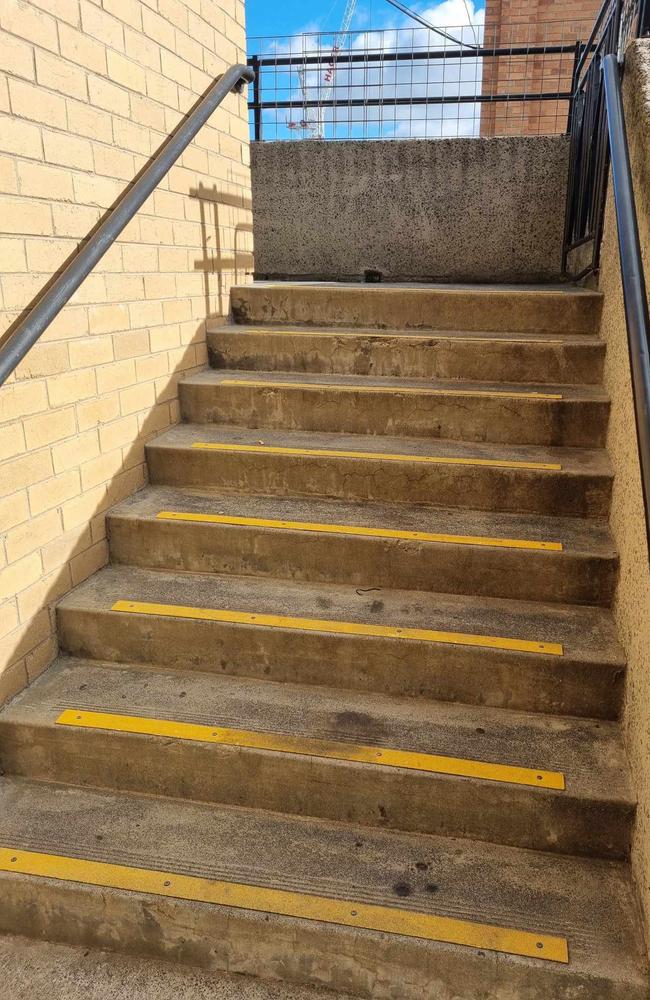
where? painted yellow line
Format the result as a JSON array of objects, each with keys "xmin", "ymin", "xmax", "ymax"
[
  {"xmin": 0, "ymin": 848, "xmax": 569, "ymax": 962},
  {"xmin": 233, "ymin": 327, "xmax": 566, "ymax": 346},
  {"xmin": 218, "ymin": 378, "xmax": 563, "ymax": 401},
  {"xmin": 58, "ymin": 709, "xmax": 565, "ymax": 789},
  {"xmin": 190, "ymin": 442, "xmax": 562, "ymax": 472},
  {"xmin": 155, "ymin": 510, "xmax": 563, "ymax": 552},
  {"xmin": 111, "ymin": 600, "xmax": 564, "ymax": 656}
]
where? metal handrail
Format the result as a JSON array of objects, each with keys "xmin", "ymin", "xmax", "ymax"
[
  {"xmin": 0, "ymin": 63, "xmax": 254, "ymax": 387},
  {"xmin": 602, "ymin": 52, "xmax": 650, "ymax": 549},
  {"xmin": 249, "ymin": 42, "xmax": 581, "ymax": 68}
]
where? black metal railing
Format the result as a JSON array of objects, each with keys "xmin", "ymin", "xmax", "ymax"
[
  {"xmin": 562, "ymin": 0, "xmax": 650, "ymax": 547},
  {"xmin": 248, "ymin": 22, "xmax": 594, "ymax": 141},
  {"xmin": 603, "ymin": 52, "xmax": 650, "ymax": 549},
  {"xmin": 0, "ymin": 63, "xmax": 254, "ymax": 388},
  {"xmin": 562, "ymin": 0, "xmax": 650, "ymax": 278}
]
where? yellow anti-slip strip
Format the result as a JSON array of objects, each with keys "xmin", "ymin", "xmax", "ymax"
[
  {"xmin": 219, "ymin": 378, "xmax": 563, "ymax": 401},
  {"xmin": 156, "ymin": 510, "xmax": 563, "ymax": 552},
  {"xmin": 191, "ymin": 442, "xmax": 562, "ymax": 472},
  {"xmin": 238, "ymin": 327, "xmax": 565, "ymax": 346},
  {"xmin": 111, "ymin": 600, "xmax": 563, "ymax": 657},
  {"xmin": 57, "ymin": 709, "xmax": 565, "ymax": 790},
  {"xmin": 0, "ymin": 848, "xmax": 569, "ymax": 963}
]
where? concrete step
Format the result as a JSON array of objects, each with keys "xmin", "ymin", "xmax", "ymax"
[
  {"xmin": 146, "ymin": 423, "xmax": 613, "ymax": 519},
  {"xmin": 0, "ymin": 656, "xmax": 634, "ymax": 858},
  {"xmin": 178, "ymin": 371, "xmax": 609, "ymax": 449},
  {"xmin": 0, "ymin": 779, "xmax": 646, "ymax": 999},
  {"xmin": 107, "ymin": 486, "xmax": 618, "ymax": 607},
  {"xmin": 230, "ymin": 283, "xmax": 603, "ymax": 335},
  {"xmin": 0, "ymin": 933, "xmax": 348, "ymax": 1000},
  {"xmin": 55, "ymin": 564, "xmax": 625, "ymax": 719},
  {"xmin": 207, "ymin": 324, "xmax": 606, "ymax": 385}
]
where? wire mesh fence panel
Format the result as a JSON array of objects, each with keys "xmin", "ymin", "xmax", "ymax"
[{"xmin": 248, "ymin": 19, "xmax": 596, "ymax": 142}]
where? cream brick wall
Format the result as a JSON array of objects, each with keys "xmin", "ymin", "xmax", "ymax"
[{"xmin": 0, "ymin": 0, "xmax": 253, "ymax": 703}]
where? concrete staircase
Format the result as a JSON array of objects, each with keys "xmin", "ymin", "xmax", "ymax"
[{"xmin": 0, "ymin": 283, "xmax": 648, "ymax": 999}]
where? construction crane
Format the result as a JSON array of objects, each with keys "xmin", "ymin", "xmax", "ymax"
[{"xmin": 288, "ymin": 0, "xmax": 358, "ymax": 139}]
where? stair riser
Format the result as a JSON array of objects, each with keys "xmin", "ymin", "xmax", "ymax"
[
  {"xmin": 179, "ymin": 383, "xmax": 608, "ymax": 449},
  {"xmin": 107, "ymin": 516, "xmax": 618, "ymax": 607},
  {"xmin": 0, "ymin": 724, "xmax": 631, "ymax": 859},
  {"xmin": 146, "ymin": 446, "xmax": 613, "ymax": 519},
  {"xmin": 1, "ymin": 876, "xmax": 635, "ymax": 1000},
  {"xmin": 56, "ymin": 607, "xmax": 624, "ymax": 720},
  {"xmin": 231, "ymin": 286, "xmax": 602, "ymax": 334},
  {"xmin": 208, "ymin": 333, "xmax": 606, "ymax": 386}
]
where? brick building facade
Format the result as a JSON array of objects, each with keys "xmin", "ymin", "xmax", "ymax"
[{"xmin": 480, "ymin": 0, "xmax": 603, "ymax": 136}]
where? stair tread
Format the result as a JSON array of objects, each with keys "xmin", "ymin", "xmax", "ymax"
[
  {"xmin": 230, "ymin": 283, "xmax": 603, "ymax": 335},
  {"xmin": 234, "ymin": 280, "xmax": 601, "ymax": 291},
  {"xmin": 208, "ymin": 322, "xmax": 606, "ymax": 346},
  {"xmin": 181, "ymin": 368, "xmax": 609, "ymax": 401},
  {"xmin": 148, "ymin": 422, "xmax": 613, "ymax": 475},
  {"xmin": 57, "ymin": 563, "xmax": 625, "ymax": 668},
  {"xmin": 4, "ymin": 655, "xmax": 633, "ymax": 807},
  {"xmin": 0, "ymin": 933, "xmax": 338, "ymax": 1000},
  {"xmin": 0, "ymin": 777, "xmax": 646, "ymax": 991},
  {"xmin": 110, "ymin": 485, "xmax": 618, "ymax": 559}
]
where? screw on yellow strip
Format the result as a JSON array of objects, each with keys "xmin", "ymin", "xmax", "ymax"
[
  {"xmin": 111, "ymin": 601, "xmax": 564, "ymax": 657},
  {"xmin": 217, "ymin": 378, "xmax": 563, "ymax": 401},
  {"xmin": 190, "ymin": 442, "xmax": 562, "ymax": 472},
  {"xmin": 56, "ymin": 709, "xmax": 565, "ymax": 790},
  {"xmin": 0, "ymin": 848, "xmax": 569, "ymax": 963},
  {"xmin": 231, "ymin": 327, "xmax": 566, "ymax": 346},
  {"xmin": 155, "ymin": 511, "xmax": 563, "ymax": 553}
]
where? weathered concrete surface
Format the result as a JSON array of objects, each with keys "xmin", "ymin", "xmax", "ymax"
[
  {"xmin": 0, "ymin": 780, "xmax": 647, "ymax": 1000},
  {"xmin": 55, "ymin": 563, "xmax": 626, "ymax": 719},
  {"xmin": 0, "ymin": 934, "xmax": 349, "ymax": 1000},
  {"xmin": 0, "ymin": 656, "xmax": 634, "ymax": 858},
  {"xmin": 231, "ymin": 282, "xmax": 602, "ymax": 333},
  {"xmin": 107, "ymin": 485, "xmax": 618, "ymax": 606},
  {"xmin": 597, "ymin": 38, "xmax": 650, "ymax": 944},
  {"xmin": 251, "ymin": 137, "xmax": 570, "ymax": 282},
  {"xmin": 207, "ymin": 324, "xmax": 606, "ymax": 385},
  {"xmin": 178, "ymin": 370, "xmax": 609, "ymax": 449},
  {"xmin": 145, "ymin": 422, "xmax": 614, "ymax": 519}
]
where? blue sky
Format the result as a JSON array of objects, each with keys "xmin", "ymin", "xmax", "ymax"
[{"xmin": 246, "ymin": 0, "xmax": 486, "ymax": 42}]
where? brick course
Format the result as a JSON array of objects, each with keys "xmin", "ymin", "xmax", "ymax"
[{"xmin": 480, "ymin": 0, "xmax": 602, "ymax": 135}]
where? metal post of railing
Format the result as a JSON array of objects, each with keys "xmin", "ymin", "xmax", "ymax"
[
  {"xmin": 250, "ymin": 55, "xmax": 262, "ymax": 141},
  {"xmin": 602, "ymin": 52, "xmax": 650, "ymax": 550},
  {"xmin": 612, "ymin": 0, "xmax": 623, "ymax": 53},
  {"xmin": 640, "ymin": 0, "xmax": 650, "ymax": 35},
  {"xmin": 566, "ymin": 40, "xmax": 584, "ymax": 134}
]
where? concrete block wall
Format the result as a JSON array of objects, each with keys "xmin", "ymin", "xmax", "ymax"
[
  {"xmin": 597, "ymin": 39, "xmax": 650, "ymax": 943},
  {"xmin": 251, "ymin": 135, "xmax": 569, "ymax": 283},
  {"xmin": 0, "ymin": 0, "xmax": 252, "ymax": 704}
]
